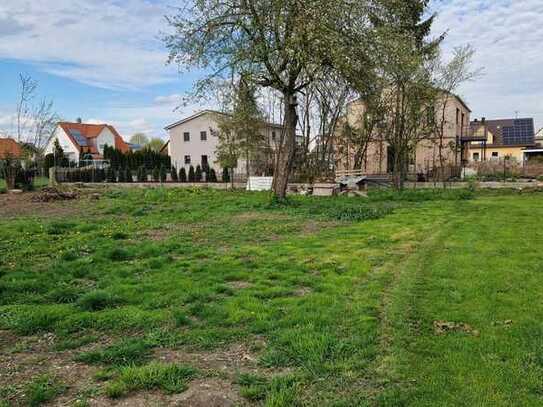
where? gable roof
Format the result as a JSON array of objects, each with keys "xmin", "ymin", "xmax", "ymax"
[
  {"xmin": 0, "ymin": 138, "xmax": 23, "ymax": 159},
  {"xmin": 58, "ymin": 122, "xmax": 130, "ymax": 155},
  {"xmin": 164, "ymin": 109, "xmax": 284, "ymax": 131}
]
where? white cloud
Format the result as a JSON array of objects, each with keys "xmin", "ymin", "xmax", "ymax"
[
  {"xmin": 431, "ymin": 0, "xmax": 543, "ymax": 128},
  {"xmin": 153, "ymin": 94, "xmax": 183, "ymax": 106},
  {"xmin": 0, "ymin": 0, "xmax": 176, "ymax": 89}
]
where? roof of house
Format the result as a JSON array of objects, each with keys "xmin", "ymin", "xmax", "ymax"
[
  {"xmin": 0, "ymin": 138, "xmax": 23, "ymax": 159},
  {"xmin": 469, "ymin": 118, "xmax": 535, "ymax": 147},
  {"xmin": 58, "ymin": 122, "xmax": 130, "ymax": 155},
  {"xmin": 164, "ymin": 109, "xmax": 284, "ymax": 131}
]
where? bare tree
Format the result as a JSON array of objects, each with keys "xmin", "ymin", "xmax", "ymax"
[
  {"xmin": 15, "ymin": 74, "xmax": 37, "ymax": 143},
  {"xmin": 30, "ymin": 98, "xmax": 60, "ymax": 152},
  {"xmin": 430, "ymin": 45, "xmax": 482, "ymax": 181},
  {"xmin": 13, "ymin": 74, "xmax": 59, "ymax": 153}
]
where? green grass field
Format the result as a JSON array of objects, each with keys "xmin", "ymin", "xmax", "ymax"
[{"xmin": 1, "ymin": 187, "xmax": 542, "ymax": 406}]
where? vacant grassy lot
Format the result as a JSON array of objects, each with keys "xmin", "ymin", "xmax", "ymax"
[{"xmin": 1, "ymin": 187, "xmax": 542, "ymax": 406}]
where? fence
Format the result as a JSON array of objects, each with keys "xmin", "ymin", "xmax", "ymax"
[{"xmin": 467, "ymin": 160, "xmax": 543, "ymax": 180}]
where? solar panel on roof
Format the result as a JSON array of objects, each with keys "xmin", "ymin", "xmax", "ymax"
[{"xmin": 69, "ymin": 129, "xmax": 88, "ymax": 146}]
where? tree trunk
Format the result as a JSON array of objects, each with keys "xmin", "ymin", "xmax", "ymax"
[{"xmin": 272, "ymin": 93, "xmax": 297, "ymax": 199}]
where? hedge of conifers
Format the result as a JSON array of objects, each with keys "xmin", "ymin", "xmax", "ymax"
[{"xmin": 55, "ymin": 165, "xmax": 231, "ymax": 184}]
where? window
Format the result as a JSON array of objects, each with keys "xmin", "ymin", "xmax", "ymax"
[
  {"xmin": 456, "ymin": 108, "xmax": 460, "ymax": 125},
  {"xmin": 183, "ymin": 132, "xmax": 190, "ymax": 142},
  {"xmin": 473, "ymin": 152, "xmax": 480, "ymax": 161},
  {"xmin": 200, "ymin": 131, "xmax": 207, "ymax": 141},
  {"xmin": 201, "ymin": 155, "xmax": 208, "ymax": 167},
  {"xmin": 492, "ymin": 152, "xmax": 499, "ymax": 159},
  {"xmin": 184, "ymin": 155, "xmax": 191, "ymax": 165},
  {"xmin": 272, "ymin": 131, "xmax": 276, "ymax": 141}
]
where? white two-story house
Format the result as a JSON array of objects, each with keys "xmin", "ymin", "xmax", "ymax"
[
  {"xmin": 164, "ymin": 110, "xmax": 284, "ymax": 177},
  {"xmin": 44, "ymin": 122, "xmax": 130, "ymax": 162}
]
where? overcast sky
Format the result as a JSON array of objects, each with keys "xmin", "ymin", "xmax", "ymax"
[{"xmin": 0, "ymin": 0, "xmax": 542, "ymax": 140}]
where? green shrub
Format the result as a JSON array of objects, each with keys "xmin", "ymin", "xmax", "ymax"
[
  {"xmin": 188, "ymin": 166, "xmax": 195, "ymax": 182},
  {"xmin": 152, "ymin": 167, "xmax": 160, "ymax": 182},
  {"xmin": 171, "ymin": 166, "xmax": 178, "ymax": 182},
  {"xmin": 105, "ymin": 363, "xmax": 197, "ymax": 398},
  {"xmin": 222, "ymin": 167, "xmax": 230, "ymax": 183},
  {"xmin": 179, "ymin": 167, "xmax": 187, "ymax": 182},
  {"xmin": 208, "ymin": 168, "xmax": 218, "ymax": 182},
  {"xmin": 159, "ymin": 165, "xmax": 167, "ymax": 183},
  {"xmin": 195, "ymin": 165, "xmax": 202, "ymax": 182},
  {"xmin": 77, "ymin": 290, "xmax": 124, "ymax": 311},
  {"xmin": 136, "ymin": 166, "xmax": 147, "ymax": 182}
]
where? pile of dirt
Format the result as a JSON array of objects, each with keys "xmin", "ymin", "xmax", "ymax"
[{"xmin": 31, "ymin": 187, "xmax": 79, "ymax": 202}]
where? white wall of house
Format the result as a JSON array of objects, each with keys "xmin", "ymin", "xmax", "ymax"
[
  {"xmin": 168, "ymin": 113, "xmax": 220, "ymax": 172},
  {"xmin": 44, "ymin": 126, "xmax": 79, "ymax": 162},
  {"xmin": 95, "ymin": 127, "xmax": 115, "ymax": 155},
  {"xmin": 167, "ymin": 111, "xmax": 283, "ymax": 176}
]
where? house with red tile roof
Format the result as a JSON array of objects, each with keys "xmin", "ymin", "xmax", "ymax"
[
  {"xmin": 44, "ymin": 122, "xmax": 130, "ymax": 162},
  {"xmin": 0, "ymin": 138, "xmax": 24, "ymax": 159}
]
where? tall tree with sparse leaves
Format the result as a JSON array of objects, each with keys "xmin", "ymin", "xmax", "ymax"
[{"xmin": 164, "ymin": 0, "xmax": 385, "ymax": 199}]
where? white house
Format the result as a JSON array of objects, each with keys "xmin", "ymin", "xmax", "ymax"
[
  {"xmin": 44, "ymin": 122, "xmax": 130, "ymax": 162},
  {"xmin": 164, "ymin": 110, "xmax": 284, "ymax": 177}
]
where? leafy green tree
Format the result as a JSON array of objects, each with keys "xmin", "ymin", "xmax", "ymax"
[
  {"xmin": 164, "ymin": 0, "xmax": 388, "ymax": 199},
  {"xmin": 129, "ymin": 133, "xmax": 149, "ymax": 146},
  {"xmin": 179, "ymin": 167, "xmax": 187, "ymax": 183},
  {"xmin": 214, "ymin": 77, "xmax": 264, "ymax": 180},
  {"xmin": 147, "ymin": 138, "xmax": 165, "ymax": 152}
]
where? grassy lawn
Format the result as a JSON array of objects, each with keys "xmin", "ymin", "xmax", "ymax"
[{"xmin": 0, "ymin": 187, "xmax": 542, "ymax": 406}]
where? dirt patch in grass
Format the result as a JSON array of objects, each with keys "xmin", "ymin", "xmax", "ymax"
[
  {"xmin": 1, "ymin": 344, "xmax": 98, "ymax": 405},
  {"xmin": 226, "ymin": 281, "xmax": 252, "ymax": 290},
  {"xmin": 0, "ymin": 190, "xmax": 86, "ymax": 219},
  {"xmin": 433, "ymin": 320, "xmax": 480, "ymax": 336},
  {"xmin": 89, "ymin": 380, "xmax": 244, "ymax": 407},
  {"xmin": 154, "ymin": 343, "xmax": 259, "ymax": 375},
  {"xmin": 293, "ymin": 286, "xmax": 313, "ymax": 297}
]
